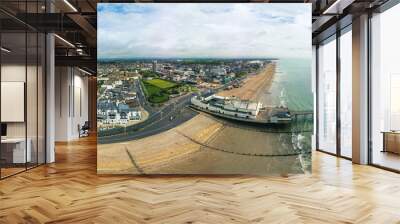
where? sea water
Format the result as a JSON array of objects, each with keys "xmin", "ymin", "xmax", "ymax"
[
  {"xmin": 270, "ymin": 58, "xmax": 313, "ymax": 111},
  {"xmin": 274, "ymin": 58, "xmax": 313, "ymax": 170}
]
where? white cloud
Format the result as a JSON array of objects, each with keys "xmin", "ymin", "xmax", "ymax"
[{"xmin": 98, "ymin": 3, "xmax": 311, "ymax": 59}]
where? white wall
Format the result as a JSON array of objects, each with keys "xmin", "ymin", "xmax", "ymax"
[
  {"xmin": 72, "ymin": 72, "xmax": 89, "ymax": 138},
  {"xmin": 1, "ymin": 64, "xmax": 26, "ymax": 138},
  {"xmin": 55, "ymin": 66, "xmax": 70, "ymax": 141},
  {"xmin": 55, "ymin": 67, "xmax": 89, "ymax": 141},
  {"xmin": 1, "ymin": 64, "xmax": 26, "ymax": 81}
]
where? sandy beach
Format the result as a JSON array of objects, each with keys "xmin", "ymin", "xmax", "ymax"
[
  {"xmin": 98, "ymin": 113, "xmax": 303, "ymax": 174},
  {"xmin": 216, "ymin": 62, "xmax": 276, "ymax": 102},
  {"xmin": 97, "ymin": 115, "xmax": 224, "ymax": 174},
  {"xmin": 97, "ymin": 61, "xmax": 305, "ymax": 175}
]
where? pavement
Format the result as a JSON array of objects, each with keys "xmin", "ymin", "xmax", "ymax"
[{"xmin": 98, "ymin": 107, "xmax": 198, "ymax": 144}]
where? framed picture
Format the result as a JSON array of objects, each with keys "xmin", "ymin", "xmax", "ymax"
[{"xmin": 97, "ymin": 3, "xmax": 313, "ymax": 175}]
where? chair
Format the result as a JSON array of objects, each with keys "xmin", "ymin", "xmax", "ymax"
[{"xmin": 79, "ymin": 121, "xmax": 90, "ymax": 138}]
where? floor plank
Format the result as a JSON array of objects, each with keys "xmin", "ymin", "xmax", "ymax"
[{"xmin": 0, "ymin": 136, "xmax": 400, "ymax": 223}]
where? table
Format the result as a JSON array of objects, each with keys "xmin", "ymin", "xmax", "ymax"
[
  {"xmin": 382, "ymin": 131, "xmax": 400, "ymax": 154},
  {"xmin": 1, "ymin": 138, "xmax": 31, "ymax": 163}
]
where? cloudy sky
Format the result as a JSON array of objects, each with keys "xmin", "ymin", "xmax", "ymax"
[{"xmin": 98, "ymin": 4, "xmax": 311, "ymax": 59}]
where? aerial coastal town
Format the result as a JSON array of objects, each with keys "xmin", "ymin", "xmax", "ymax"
[
  {"xmin": 97, "ymin": 59, "xmax": 270, "ymax": 131},
  {"xmin": 96, "ymin": 4, "xmax": 313, "ymax": 175}
]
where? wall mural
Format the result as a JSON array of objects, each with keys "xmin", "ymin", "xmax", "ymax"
[{"xmin": 97, "ymin": 3, "xmax": 313, "ymax": 175}]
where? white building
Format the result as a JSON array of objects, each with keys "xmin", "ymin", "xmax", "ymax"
[
  {"xmin": 210, "ymin": 67, "xmax": 227, "ymax": 76},
  {"xmin": 128, "ymin": 111, "xmax": 141, "ymax": 120},
  {"xmin": 192, "ymin": 95, "xmax": 261, "ymax": 119}
]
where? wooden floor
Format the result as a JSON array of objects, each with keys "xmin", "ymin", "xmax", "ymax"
[{"xmin": 1, "ymin": 136, "xmax": 400, "ymax": 223}]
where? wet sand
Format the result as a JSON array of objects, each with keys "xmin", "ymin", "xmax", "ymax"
[
  {"xmin": 98, "ymin": 113, "xmax": 304, "ymax": 175},
  {"xmin": 97, "ymin": 115, "xmax": 224, "ymax": 174},
  {"xmin": 151, "ymin": 149, "xmax": 303, "ymax": 175},
  {"xmin": 97, "ymin": 61, "xmax": 308, "ymax": 175}
]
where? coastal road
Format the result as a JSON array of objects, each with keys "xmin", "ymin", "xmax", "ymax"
[
  {"xmin": 99, "ymin": 76, "xmax": 248, "ymax": 144},
  {"xmin": 98, "ymin": 107, "xmax": 198, "ymax": 144},
  {"xmin": 134, "ymin": 79, "xmax": 155, "ymax": 114}
]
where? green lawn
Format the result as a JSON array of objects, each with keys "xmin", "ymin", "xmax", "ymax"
[
  {"xmin": 146, "ymin": 79, "xmax": 177, "ymax": 89},
  {"xmin": 141, "ymin": 80, "xmax": 170, "ymax": 104},
  {"xmin": 141, "ymin": 78, "xmax": 195, "ymax": 104}
]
